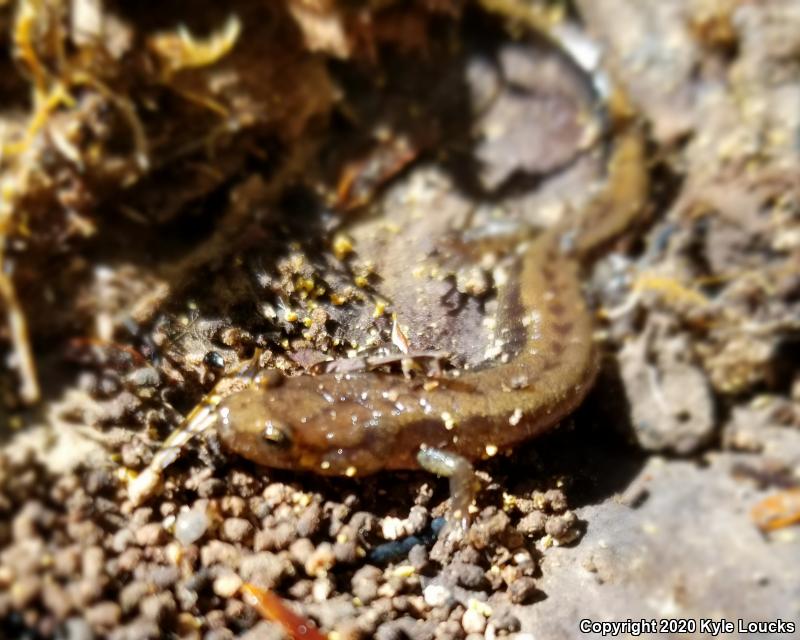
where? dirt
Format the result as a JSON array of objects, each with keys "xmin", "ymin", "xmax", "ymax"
[{"xmin": 1, "ymin": 1, "xmax": 799, "ymax": 638}]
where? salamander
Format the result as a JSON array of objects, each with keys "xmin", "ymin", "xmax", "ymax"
[
  {"xmin": 213, "ymin": 129, "xmax": 647, "ymax": 517},
  {"xmin": 127, "ymin": 34, "xmax": 649, "ymax": 517}
]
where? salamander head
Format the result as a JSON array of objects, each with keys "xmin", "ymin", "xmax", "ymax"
[
  {"xmin": 215, "ymin": 383, "xmax": 377, "ymax": 474},
  {"xmin": 216, "ymin": 386, "xmax": 308, "ymax": 471}
]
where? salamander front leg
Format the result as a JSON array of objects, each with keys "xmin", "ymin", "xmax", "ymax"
[{"xmin": 417, "ymin": 445, "xmax": 477, "ymax": 530}]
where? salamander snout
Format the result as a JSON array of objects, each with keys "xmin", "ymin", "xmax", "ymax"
[{"xmin": 216, "ymin": 387, "xmax": 303, "ymax": 470}]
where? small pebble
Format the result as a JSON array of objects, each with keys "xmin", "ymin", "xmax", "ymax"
[
  {"xmin": 544, "ymin": 511, "xmax": 581, "ymax": 545},
  {"xmin": 509, "ymin": 576, "xmax": 538, "ymax": 604},
  {"xmin": 517, "ymin": 512, "xmax": 547, "ymax": 537},
  {"xmin": 454, "ymin": 564, "xmax": 489, "ymax": 591},
  {"xmin": 423, "ymin": 584, "xmax": 452, "ymax": 608},
  {"xmin": 175, "ymin": 507, "xmax": 210, "ymax": 546},
  {"xmin": 462, "ymin": 608, "xmax": 487, "ymax": 635},
  {"xmin": 135, "ymin": 523, "xmax": 166, "ymax": 547},
  {"xmin": 63, "ymin": 617, "xmax": 93, "ymax": 640},
  {"xmin": 489, "ymin": 611, "xmax": 521, "ymax": 633},
  {"xmin": 213, "ymin": 572, "xmax": 244, "ymax": 599},
  {"xmin": 304, "ymin": 543, "xmax": 336, "ymax": 577},
  {"xmin": 239, "ymin": 620, "xmax": 288, "ymax": 640},
  {"xmin": 201, "ymin": 541, "xmax": 240, "ymax": 567},
  {"xmin": 239, "ymin": 552, "xmax": 292, "ymax": 590},
  {"xmin": 85, "ymin": 601, "xmax": 121, "ymax": 632},
  {"xmin": 435, "ymin": 620, "xmax": 465, "ymax": 640},
  {"xmin": 140, "ymin": 592, "xmax": 176, "ymax": 623},
  {"xmin": 222, "ymin": 518, "xmax": 253, "ymax": 543},
  {"xmin": 352, "ymin": 565, "xmax": 382, "ymax": 604}
]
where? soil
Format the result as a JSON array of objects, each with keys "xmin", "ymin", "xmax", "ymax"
[{"xmin": 1, "ymin": 1, "xmax": 799, "ymax": 639}]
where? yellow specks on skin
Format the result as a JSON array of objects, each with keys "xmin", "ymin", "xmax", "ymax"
[
  {"xmin": 297, "ymin": 277, "xmax": 315, "ymax": 293},
  {"xmin": 284, "ymin": 309, "xmax": 299, "ymax": 323},
  {"xmin": 354, "ymin": 275, "xmax": 369, "ymax": 288},
  {"xmin": 442, "ymin": 411, "xmax": 456, "ymax": 430},
  {"xmin": 302, "ymin": 316, "xmax": 313, "ymax": 328},
  {"xmin": 332, "ymin": 233, "xmax": 354, "ymax": 260},
  {"xmin": 345, "ymin": 466, "xmax": 357, "ymax": 477},
  {"xmin": 373, "ymin": 300, "xmax": 387, "ymax": 318},
  {"xmin": 485, "ymin": 443, "xmax": 498, "ymax": 457},
  {"xmin": 509, "ymin": 408, "xmax": 523, "ymax": 426},
  {"xmin": 642, "ymin": 521, "xmax": 659, "ymax": 535},
  {"xmin": 381, "ymin": 222, "xmax": 401, "ymax": 234},
  {"xmin": 330, "ymin": 292, "xmax": 347, "ymax": 305}
]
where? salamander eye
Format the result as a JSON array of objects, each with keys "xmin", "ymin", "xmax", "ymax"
[{"xmin": 262, "ymin": 420, "xmax": 290, "ymax": 448}]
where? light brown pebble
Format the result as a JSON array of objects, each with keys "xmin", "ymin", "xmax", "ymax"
[
  {"xmin": 222, "ymin": 517, "xmax": 253, "ymax": 543},
  {"xmin": 41, "ymin": 580, "xmax": 72, "ymax": 620},
  {"xmin": 461, "ymin": 608, "xmax": 487, "ymax": 635},
  {"xmin": 201, "ymin": 541, "xmax": 240, "ymax": 567},
  {"xmin": 239, "ymin": 620, "xmax": 289, "ymax": 640},
  {"xmin": 132, "ymin": 507, "xmax": 154, "ymax": 526},
  {"xmin": 119, "ymin": 581, "xmax": 149, "ymax": 614},
  {"xmin": 111, "ymin": 528, "xmax": 136, "ymax": 553},
  {"xmin": 305, "ymin": 542, "xmax": 336, "ymax": 577},
  {"xmin": 351, "ymin": 565, "xmax": 382, "ymax": 604},
  {"xmin": 262, "ymin": 483, "xmax": 292, "ymax": 507},
  {"xmin": 517, "ymin": 511, "xmax": 547, "ymax": 537},
  {"xmin": 544, "ymin": 511, "xmax": 581, "ymax": 545},
  {"xmin": 114, "ymin": 616, "xmax": 160, "ymax": 639},
  {"xmin": 509, "ymin": 576, "xmax": 538, "ymax": 604},
  {"xmin": 239, "ymin": 552, "xmax": 293, "ymax": 590},
  {"xmin": 296, "ymin": 502, "xmax": 323, "ymax": 537},
  {"xmin": 116, "ymin": 547, "xmax": 143, "ymax": 573},
  {"xmin": 489, "ymin": 611, "xmax": 521, "ymax": 633},
  {"xmin": 0, "ymin": 565, "xmax": 14, "ymax": 588},
  {"xmin": 435, "ymin": 620, "xmax": 465, "ymax": 640},
  {"xmin": 213, "ymin": 572, "xmax": 244, "ymax": 598},
  {"xmin": 140, "ymin": 592, "xmax": 177, "ymax": 623},
  {"xmin": 287, "ymin": 579, "xmax": 313, "ymax": 600},
  {"xmin": 85, "ymin": 601, "xmax": 121, "ymax": 632},
  {"xmin": 11, "ymin": 575, "xmax": 41, "ymax": 609},
  {"xmin": 424, "ymin": 583, "xmax": 453, "ymax": 609},
  {"xmin": 81, "ymin": 546, "xmax": 105, "ymax": 580},
  {"xmin": 333, "ymin": 539, "xmax": 359, "ymax": 564},
  {"xmin": 288, "ymin": 538, "xmax": 314, "ymax": 566},
  {"xmin": 334, "ymin": 619, "xmax": 370, "ymax": 640},
  {"xmin": 221, "ymin": 496, "xmax": 248, "ymax": 517},
  {"xmin": 135, "ymin": 523, "xmax": 166, "ymax": 546},
  {"xmin": 255, "ymin": 521, "xmax": 297, "ymax": 551},
  {"xmin": 205, "ymin": 609, "xmax": 227, "ymax": 630},
  {"xmin": 543, "ymin": 489, "xmax": 568, "ymax": 512},
  {"xmin": 69, "ymin": 577, "xmax": 105, "ymax": 608},
  {"xmin": 52, "ymin": 545, "xmax": 81, "ymax": 578}
]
